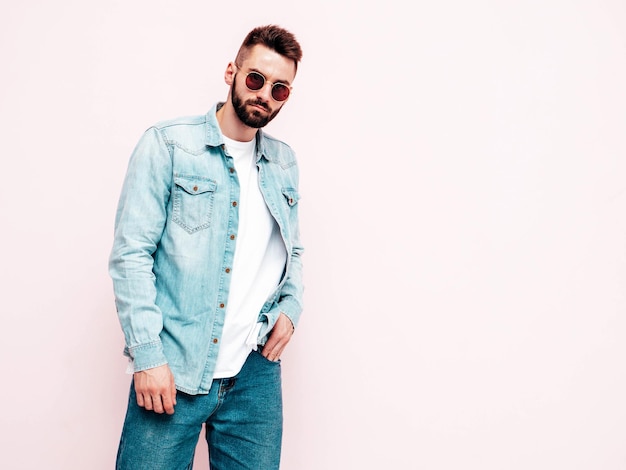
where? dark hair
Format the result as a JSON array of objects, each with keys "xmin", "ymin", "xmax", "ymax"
[{"xmin": 236, "ymin": 25, "xmax": 303, "ymax": 71}]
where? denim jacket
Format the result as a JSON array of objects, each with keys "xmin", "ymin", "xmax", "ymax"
[{"xmin": 109, "ymin": 103, "xmax": 304, "ymax": 394}]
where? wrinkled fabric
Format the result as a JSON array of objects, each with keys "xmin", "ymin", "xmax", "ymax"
[{"xmin": 109, "ymin": 103, "xmax": 303, "ymax": 394}]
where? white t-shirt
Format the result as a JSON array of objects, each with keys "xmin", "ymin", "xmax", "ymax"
[{"xmin": 212, "ymin": 135, "xmax": 287, "ymax": 378}]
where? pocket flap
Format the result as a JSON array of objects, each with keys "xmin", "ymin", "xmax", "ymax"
[
  {"xmin": 174, "ymin": 175, "xmax": 217, "ymax": 195},
  {"xmin": 281, "ymin": 188, "xmax": 300, "ymax": 206}
]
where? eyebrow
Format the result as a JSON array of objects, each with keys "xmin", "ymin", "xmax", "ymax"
[{"xmin": 247, "ymin": 67, "xmax": 292, "ymax": 86}]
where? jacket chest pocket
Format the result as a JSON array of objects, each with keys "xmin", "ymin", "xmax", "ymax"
[
  {"xmin": 281, "ymin": 187, "xmax": 300, "ymax": 230},
  {"xmin": 172, "ymin": 175, "xmax": 217, "ymax": 233}
]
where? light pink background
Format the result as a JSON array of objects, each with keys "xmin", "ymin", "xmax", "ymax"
[{"xmin": 2, "ymin": 1, "xmax": 626, "ymax": 469}]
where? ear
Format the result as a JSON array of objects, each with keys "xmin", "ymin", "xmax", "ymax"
[{"xmin": 224, "ymin": 62, "xmax": 237, "ymax": 86}]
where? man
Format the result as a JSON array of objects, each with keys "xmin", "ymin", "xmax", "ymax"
[{"xmin": 109, "ymin": 25, "xmax": 304, "ymax": 469}]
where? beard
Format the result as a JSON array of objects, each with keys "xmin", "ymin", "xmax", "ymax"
[{"xmin": 231, "ymin": 74, "xmax": 282, "ymax": 128}]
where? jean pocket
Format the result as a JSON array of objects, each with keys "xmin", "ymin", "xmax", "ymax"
[
  {"xmin": 254, "ymin": 348, "xmax": 282, "ymax": 365},
  {"xmin": 172, "ymin": 174, "xmax": 217, "ymax": 233}
]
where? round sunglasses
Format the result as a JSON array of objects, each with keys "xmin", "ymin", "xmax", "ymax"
[{"xmin": 242, "ymin": 70, "xmax": 291, "ymax": 102}]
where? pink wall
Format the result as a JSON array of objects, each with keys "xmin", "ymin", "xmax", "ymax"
[{"xmin": 2, "ymin": 1, "xmax": 626, "ymax": 468}]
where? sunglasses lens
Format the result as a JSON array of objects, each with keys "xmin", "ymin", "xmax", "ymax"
[
  {"xmin": 244, "ymin": 71, "xmax": 290, "ymax": 101},
  {"xmin": 245, "ymin": 72, "xmax": 265, "ymax": 91},
  {"xmin": 272, "ymin": 84, "xmax": 290, "ymax": 102}
]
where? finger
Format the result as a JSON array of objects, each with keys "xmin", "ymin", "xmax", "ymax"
[
  {"xmin": 171, "ymin": 377, "xmax": 177, "ymax": 407},
  {"xmin": 151, "ymin": 395, "xmax": 165, "ymax": 414},
  {"xmin": 263, "ymin": 330, "xmax": 285, "ymax": 356},
  {"xmin": 262, "ymin": 341, "xmax": 275, "ymax": 358},
  {"xmin": 143, "ymin": 395, "xmax": 154, "ymax": 411},
  {"xmin": 161, "ymin": 393, "xmax": 175, "ymax": 415},
  {"xmin": 136, "ymin": 391, "xmax": 145, "ymax": 408},
  {"xmin": 265, "ymin": 342, "xmax": 285, "ymax": 362},
  {"xmin": 261, "ymin": 337, "xmax": 279, "ymax": 359}
]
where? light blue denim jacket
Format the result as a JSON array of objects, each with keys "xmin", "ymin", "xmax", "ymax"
[{"xmin": 109, "ymin": 103, "xmax": 304, "ymax": 394}]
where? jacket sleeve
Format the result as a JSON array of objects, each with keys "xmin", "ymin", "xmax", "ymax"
[
  {"xmin": 108, "ymin": 126, "xmax": 172, "ymax": 372},
  {"xmin": 276, "ymin": 223, "xmax": 304, "ymax": 327},
  {"xmin": 260, "ymin": 168, "xmax": 305, "ymax": 337}
]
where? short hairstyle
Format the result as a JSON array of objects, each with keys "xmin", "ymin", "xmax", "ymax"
[{"xmin": 236, "ymin": 25, "xmax": 303, "ymax": 71}]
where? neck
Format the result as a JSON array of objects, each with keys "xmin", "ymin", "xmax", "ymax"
[{"xmin": 216, "ymin": 100, "xmax": 258, "ymax": 142}]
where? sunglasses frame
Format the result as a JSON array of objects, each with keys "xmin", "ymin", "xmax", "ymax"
[{"xmin": 236, "ymin": 66, "xmax": 292, "ymax": 102}]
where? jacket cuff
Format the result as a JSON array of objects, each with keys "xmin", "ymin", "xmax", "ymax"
[
  {"xmin": 276, "ymin": 297, "xmax": 302, "ymax": 328},
  {"xmin": 128, "ymin": 340, "xmax": 168, "ymax": 372}
]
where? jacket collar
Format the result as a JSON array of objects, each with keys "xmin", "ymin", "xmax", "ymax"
[{"xmin": 205, "ymin": 102, "xmax": 271, "ymax": 162}]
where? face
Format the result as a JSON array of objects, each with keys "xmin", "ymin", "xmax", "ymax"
[{"xmin": 229, "ymin": 45, "xmax": 296, "ymax": 129}]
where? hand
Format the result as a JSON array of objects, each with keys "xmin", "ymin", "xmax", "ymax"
[
  {"xmin": 133, "ymin": 364, "xmax": 177, "ymax": 415},
  {"xmin": 262, "ymin": 313, "xmax": 295, "ymax": 361}
]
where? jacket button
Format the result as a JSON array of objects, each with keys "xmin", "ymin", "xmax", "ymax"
[
  {"xmin": 193, "ymin": 186, "xmax": 198, "ymax": 192},
  {"xmin": 225, "ymin": 268, "xmax": 231, "ymax": 273},
  {"xmin": 219, "ymin": 303, "xmax": 225, "ymax": 308},
  {"xmin": 232, "ymin": 201, "xmax": 238, "ymax": 207},
  {"xmin": 230, "ymin": 234, "xmax": 235, "ymax": 240},
  {"xmin": 213, "ymin": 338, "xmax": 219, "ymax": 344},
  {"xmin": 229, "ymin": 168, "xmax": 235, "ymax": 173}
]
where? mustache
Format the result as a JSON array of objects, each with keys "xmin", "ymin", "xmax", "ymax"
[{"xmin": 246, "ymin": 98, "xmax": 270, "ymax": 111}]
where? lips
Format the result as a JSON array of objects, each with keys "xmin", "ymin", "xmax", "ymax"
[{"xmin": 248, "ymin": 100, "xmax": 270, "ymax": 113}]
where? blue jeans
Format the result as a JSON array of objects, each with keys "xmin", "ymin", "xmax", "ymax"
[{"xmin": 116, "ymin": 350, "xmax": 283, "ymax": 469}]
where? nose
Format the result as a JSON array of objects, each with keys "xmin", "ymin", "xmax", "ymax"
[{"xmin": 256, "ymin": 82, "xmax": 273, "ymax": 102}]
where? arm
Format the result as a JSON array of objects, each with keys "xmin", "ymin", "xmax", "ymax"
[
  {"xmin": 262, "ymin": 197, "xmax": 304, "ymax": 361},
  {"xmin": 109, "ymin": 127, "xmax": 177, "ymax": 412}
]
